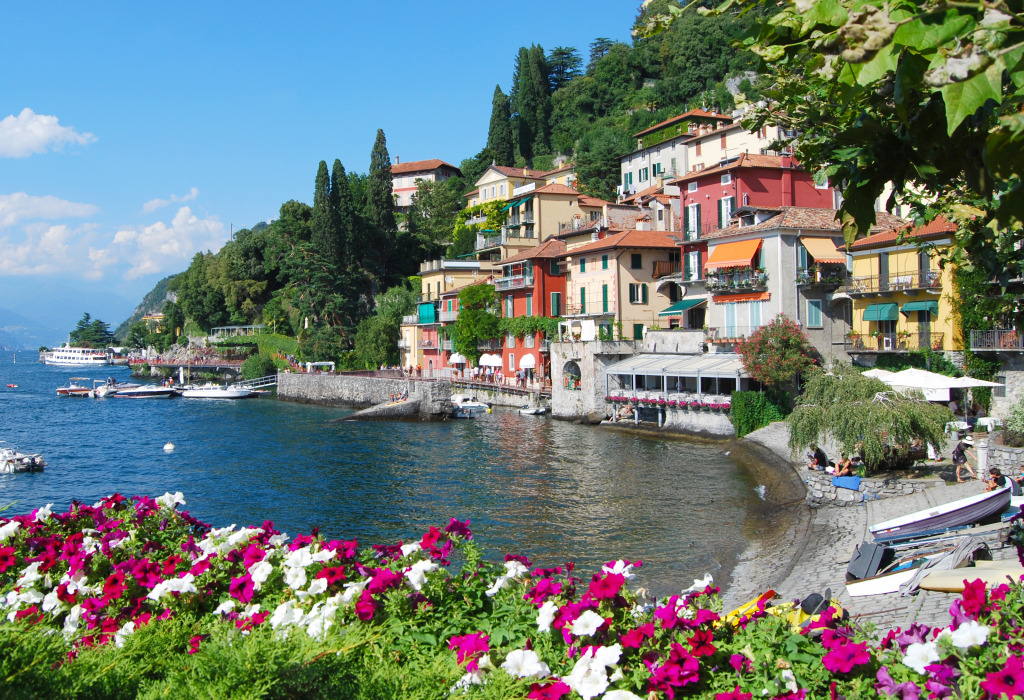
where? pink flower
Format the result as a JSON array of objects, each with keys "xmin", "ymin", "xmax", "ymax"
[
  {"xmin": 688, "ymin": 629, "xmax": 716, "ymax": 657},
  {"xmin": 981, "ymin": 655, "xmax": 1024, "ymax": 697},
  {"xmin": 355, "ymin": 590, "xmax": 376, "ymax": 621},
  {"xmin": 527, "ymin": 680, "xmax": 571, "ymax": 699},
  {"xmin": 187, "ymin": 634, "xmax": 204, "ymax": 654},
  {"xmin": 241, "ymin": 544, "xmax": 265, "ymax": 569},
  {"xmin": 0, "ymin": 546, "xmax": 16, "ymax": 573},
  {"xmin": 587, "ymin": 572, "xmax": 624, "ymax": 600},
  {"xmin": 822, "ymin": 641, "xmax": 870, "ymax": 673},
  {"xmin": 715, "ymin": 687, "xmax": 753, "ymax": 700},
  {"xmin": 621, "ymin": 622, "xmax": 655, "ymax": 649},
  {"xmin": 525, "ymin": 577, "xmax": 562, "ymax": 605},
  {"xmin": 449, "ymin": 632, "xmax": 489, "ymax": 671},
  {"xmin": 228, "ymin": 574, "xmax": 254, "ymax": 603},
  {"xmin": 960, "ymin": 578, "xmax": 987, "ymax": 619},
  {"xmin": 367, "ymin": 567, "xmax": 402, "ymax": 594},
  {"xmin": 314, "ymin": 566, "xmax": 347, "ymax": 585},
  {"xmin": 729, "ymin": 654, "xmax": 751, "ymax": 674},
  {"xmin": 444, "ymin": 518, "xmax": 472, "ymax": 539}
]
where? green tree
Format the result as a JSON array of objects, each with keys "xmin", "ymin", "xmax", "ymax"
[
  {"xmin": 575, "ymin": 126, "xmax": 634, "ymax": 201},
  {"xmin": 486, "ymin": 85, "xmax": 515, "ymax": 166},
  {"xmin": 547, "ymin": 46, "xmax": 583, "ymax": 90},
  {"xmin": 405, "ymin": 178, "xmax": 464, "ymax": 261},
  {"xmin": 241, "ymin": 354, "xmax": 277, "ymax": 380},
  {"xmin": 587, "ymin": 37, "xmax": 615, "ymax": 73},
  {"xmin": 452, "ymin": 284, "xmax": 499, "ymax": 365},
  {"xmin": 735, "ymin": 315, "xmax": 815, "ymax": 398},
  {"xmin": 373, "ymin": 283, "xmax": 419, "ymax": 327},
  {"xmin": 69, "ymin": 313, "xmax": 115, "ymax": 347},
  {"xmin": 787, "ymin": 363, "xmax": 953, "ymax": 471},
  {"xmin": 354, "ymin": 315, "xmax": 400, "ymax": 369},
  {"xmin": 161, "ymin": 301, "xmax": 184, "ymax": 342},
  {"xmin": 365, "ymin": 129, "xmax": 398, "ymax": 283},
  {"xmin": 124, "ymin": 321, "xmax": 149, "ymax": 350},
  {"xmin": 310, "ymin": 160, "xmax": 339, "ymax": 267}
]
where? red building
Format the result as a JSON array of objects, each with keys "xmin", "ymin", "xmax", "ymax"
[
  {"xmin": 672, "ymin": 154, "xmax": 837, "ymax": 284},
  {"xmin": 495, "ymin": 238, "xmax": 567, "ymax": 383}
]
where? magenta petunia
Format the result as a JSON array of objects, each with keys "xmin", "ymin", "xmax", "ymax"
[
  {"xmin": 0, "ymin": 546, "xmax": 16, "ymax": 574},
  {"xmin": 449, "ymin": 632, "xmax": 490, "ymax": 671},
  {"xmin": 187, "ymin": 634, "xmax": 204, "ymax": 654},
  {"xmin": 355, "ymin": 590, "xmax": 377, "ymax": 621},
  {"xmin": 821, "ymin": 641, "xmax": 870, "ymax": 674},
  {"xmin": 715, "ymin": 686, "xmax": 753, "ymax": 700},
  {"xmin": 587, "ymin": 572, "xmax": 624, "ymax": 600},
  {"xmin": 228, "ymin": 574, "xmax": 254, "ymax": 603},
  {"xmin": 875, "ymin": 666, "xmax": 922, "ymax": 699},
  {"xmin": 621, "ymin": 622, "xmax": 655, "ymax": 649},
  {"xmin": 729, "ymin": 654, "xmax": 751, "ymax": 674},
  {"xmin": 314, "ymin": 566, "xmax": 347, "ymax": 585},
  {"xmin": 527, "ymin": 680, "xmax": 571, "ymax": 699},
  {"xmin": 444, "ymin": 518, "xmax": 472, "ymax": 540},
  {"xmin": 688, "ymin": 628, "xmax": 716, "ymax": 657},
  {"xmin": 367, "ymin": 567, "xmax": 402, "ymax": 594},
  {"xmin": 960, "ymin": 578, "xmax": 988, "ymax": 619},
  {"xmin": 981, "ymin": 655, "xmax": 1024, "ymax": 697}
]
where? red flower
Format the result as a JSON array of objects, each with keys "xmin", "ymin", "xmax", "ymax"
[
  {"xmin": 960, "ymin": 578, "xmax": 988, "ymax": 619},
  {"xmin": 0, "ymin": 546, "xmax": 16, "ymax": 573},
  {"xmin": 527, "ymin": 680, "xmax": 571, "ymax": 699},
  {"xmin": 587, "ymin": 572, "xmax": 624, "ymax": 600},
  {"xmin": 981, "ymin": 655, "xmax": 1024, "ymax": 697},
  {"xmin": 355, "ymin": 590, "xmax": 376, "ymax": 621},
  {"xmin": 187, "ymin": 634, "xmax": 205, "ymax": 654},
  {"xmin": 715, "ymin": 687, "xmax": 753, "ymax": 700},
  {"xmin": 314, "ymin": 566, "xmax": 347, "ymax": 585},
  {"xmin": 621, "ymin": 622, "xmax": 655, "ymax": 649},
  {"xmin": 688, "ymin": 628, "xmax": 716, "ymax": 657}
]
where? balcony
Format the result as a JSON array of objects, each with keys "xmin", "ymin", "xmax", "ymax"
[
  {"xmin": 442, "ymin": 339, "xmax": 453, "ymax": 351},
  {"xmin": 845, "ymin": 331, "xmax": 945, "ymax": 353},
  {"xmin": 439, "ymin": 310, "xmax": 459, "ymax": 322},
  {"xmin": 706, "ymin": 326, "xmax": 760, "ymax": 342},
  {"xmin": 465, "ymin": 214, "xmax": 487, "ymax": 226},
  {"xmin": 401, "ymin": 314, "xmax": 419, "ymax": 325},
  {"xmin": 558, "ymin": 215, "xmax": 606, "ymax": 235},
  {"xmin": 540, "ymin": 339, "xmax": 551, "ymax": 353},
  {"xmin": 494, "ymin": 274, "xmax": 534, "ymax": 291},
  {"xmin": 477, "ymin": 339, "xmax": 502, "ymax": 351},
  {"xmin": 970, "ymin": 329, "xmax": 1023, "ymax": 352},
  {"xmin": 849, "ymin": 270, "xmax": 942, "ymax": 295},
  {"xmin": 797, "ymin": 266, "xmax": 849, "ymax": 288},
  {"xmin": 652, "ymin": 260, "xmax": 681, "ymax": 279},
  {"xmin": 565, "ymin": 301, "xmax": 616, "ymax": 317},
  {"xmin": 475, "ymin": 228, "xmax": 537, "ymax": 252},
  {"xmin": 397, "ymin": 339, "xmax": 410, "ymax": 350},
  {"xmin": 420, "ymin": 339, "xmax": 437, "ymax": 349},
  {"xmin": 705, "ymin": 269, "xmax": 769, "ymax": 293},
  {"xmin": 680, "ymin": 221, "xmax": 719, "ymax": 242}
]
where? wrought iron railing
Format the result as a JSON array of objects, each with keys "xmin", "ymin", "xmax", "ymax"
[
  {"xmin": 849, "ymin": 270, "xmax": 941, "ymax": 294},
  {"xmin": 494, "ymin": 275, "xmax": 533, "ymax": 291},
  {"xmin": 845, "ymin": 331, "xmax": 945, "ymax": 353},
  {"xmin": 970, "ymin": 329, "xmax": 1023, "ymax": 351},
  {"xmin": 796, "ymin": 268, "xmax": 849, "ymax": 287},
  {"xmin": 705, "ymin": 271, "xmax": 769, "ymax": 292}
]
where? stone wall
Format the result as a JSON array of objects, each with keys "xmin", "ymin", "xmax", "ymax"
[
  {"xmin": 608, "ymin": 403, "xmax": 734, "ymax": 437},
  {"xmin": 990, "ymin": 354, "xmax": 1024, "ymax": 420},
  {"xmin": 550, "ymin": 340, "xmax": 638, "ymax": 420},
  {"xmin": 277, "ymin": 373, "xmax": 451, "ymax": 419},
  {"xmin": 803, "ymin": 470, "xmax": 943, "ymax": 507},
  {"xmin": 986, "ymin": 435, "xmax": 1024, "ymax": 478}
]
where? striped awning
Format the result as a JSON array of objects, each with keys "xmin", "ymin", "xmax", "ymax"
[
  {"xmin": 800, "ymin": 237, "xmax": 846, "ymax": 264},
  {"xmin": 705, "ymin": 239, "xmax": 762, "ymax": 271}
]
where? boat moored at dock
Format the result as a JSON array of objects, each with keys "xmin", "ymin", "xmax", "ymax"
[
  {"xmin": 56, "ymin": 377, "xmax": 95, "ymax": 397},
  {"xmin": 44, "ymin": 346, "xmax": 110, "ymax": 366},
  {"xmin": 0, "ymin": 443, "xmax": 46, "ymax": 474},
  {"xmin": 179, "ymin": 383, "xmax": 254, "ymax": 399}
]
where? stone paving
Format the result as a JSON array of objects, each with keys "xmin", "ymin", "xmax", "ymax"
[{"xmin": 772, "ymin": 479, "xmax": 1018, "ymax": 635}]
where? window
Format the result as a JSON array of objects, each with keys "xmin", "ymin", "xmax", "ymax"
[
  {"xmin": 750, "ymin": 301, "xmax": 763, "ymax": 329},
  {"xmin": 505, "ymin": 295, "xmax": 513, "ymax": 318},
  {"xmin": 640, "ymin": 167, "xmax": 649, "ymax": 182},
  {"xmin": 671, "ymin": 157, "xmax": 676, "ymax": 173},
  {"xmin": 550, "ymin": 292, "xmax": 561, "ymax": 317},
  {"xmin": 718, "ymin": 196, "xmax": 735, "ymax": 228},
  {"xmin": 688, "ymin": 251, "xmax": 701, "ymax": 281},
  {"xmin": 525, "ymin": 334, "xmax": 535, "ymax": 348},
  {"xmin": 653, "ymin": 163, "xmax": 662, "ymax": 175},
  {"xmin": 506, "ymin": 333, "xmax": 516, "ymax": 348},
  {"xmin": 686, "ymin": 203, "xmax": 700, "ymax": 237},
  {"xmin": 508, "ymin": 353, "xmax": 515, "ymax": 372},
  {"xmin": 628, "ymin": 284, "xmax": 649, "ymax": 304},
  {"xmin": 602, "ymin": 284, "xmax": 609, "ymax": 313},
  {"xmin": 631, "ymin": 253, "xmax": 642, "ymax": 269},
  {"xmin": 491, "ymin": 186, "xmax": 496, "ymax": 198},
  {"xmin": 687, "ymin": 181, "xmax": 697, "ymax": 192},
  {"xmin": 525, "ymin": 294, "xmax": 532, "ymax": 317},
  {"xmin": 721, "ymin": 173, "xmax": 732, "ymax": 185},
  {"xmin": 995, "ymin": 376, "xmax": 1007, "ymax": 398},
  {"xmin": 815, "ymin": 177, "xmax": 829, "ymax": 190},
  {"xmin": 798, "ymin": 243, "xmax": 809, "ymax": 271},
  {"xmin": 550, "ymin": 259, "xmax": 560, "ymax": 275},
  {"xmin": 601, "ymin": 254, "xmax": 609, "ymax": 270},
  {"xmin": 580, "ymin": 258, "xmax": 586, "ymax": 273},
  {"xmin": 628, "ymin": 172, "xmax": 633, "ymax": 185},
  {"xmin": 579, "ymin": 287, "xmax": 586, "ymax": 313},
  {"xmin": 500, "ymin": 184, "xmax": 505, "ymax": 196},
  {"xmin": 807, "ymin": 299, "xmax": 823, "ymax": 328}
]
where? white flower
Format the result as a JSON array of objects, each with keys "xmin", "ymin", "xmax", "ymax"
[
  {"xmin": 296, "ymin": 578, "xmax": 328, "ymax": 601},
  {"xmin": 62, "ymin": 605, "xmax": 83, "ymax": 638},
  {"xmin": 602, "ymin": 560, "xmax": 636, "ymax": 580},
  {"xmin": 214, "ymin": 600, "xmax": 236, "ymax": 616},
  {"xmin": 155, "ymin": 491, "xmax": 186, "ymax": 508},
  {"xmin": 781, "ymin": 669, "xmax": 798, "ymax": 693},
  {"xmin": 400, "ymin": 542, "xmax": 421, "ymax": 557},
  {"xmin": 563, "ymin": 644, "xmax": 622, "ymax": 700},
  {"xmin": 340, "ymin": 578, "xmax": 369, "ymax": 605},
  {"xmin": 950, "ymin": 620, "xmax": 990, "ymax": 649},
  {"xmin": 572, "ymin": 610, "xmax": 606, "ymax": 637},
  {"xmin": 477, "ymin": 654, "xmax": 496, "ymax": 671},
  {"xmin": 227, "ymin": 527, "xmax": 264, "ymax": 546},
  {"xmin": 241, "ymin": 604, "xmax": 261, "ymax": 617},
  {"xmin": 485, "ymin": 576, "xmax": 509, "ymax": 597},
  {"xmin": 682, "ymin": 573, "xmax": 713, "ymax": 595},
  {"xmin": 284, "ymin": 547, "xmax": 314, "ymax": 569},
  {"xmin": 114, "ymin": 620, "xmax": 135, "ymax": 648},
  {"xmin": 284, "ymin": 567, "xmax": 308, "ymax": 590},
  {"xmin": 537, "ymin": 601, "xmax": 558, "ymax": 633},
  {"xmin": 304, "ymin": 594, "xmax": 341, "ymax": 640},
  {"xmin": 404, "ymin": 559, "xmax": 438, "ymax": 592},
  {"xmin": 603, "ymin": 691, "xmax": 645, "ymax": 700},
  {"xmin": 591, "ymin": 644, "xmax": 621, "ymax": 669},
  {"xmin": 16, "ymin": 562, "xmax": 42, "ymax": 587},
  {"xmin": 33, "ymin": 504, "xmax": 53, "ymax": 522},
  {"xmin": 501, "ymin": 649, "xmax": 550, "ymax": 679},
  {"xmin": 270, "ymin": 600, "xmax": 303, "ymax": 630},
  {"xmin": 452, "ymin": 669, "xmax": 487, "ymax": 690},
  {"xmin": 17, "ymin": 589, "xmax": 43, "ymax": 605},
  {"xmin": 42, "ymin": 589, "xmax": 62, "ymax": 613},
  {"xmin": 249, "ymin": 560, "xmax": 274, "ymax": 590},
  {"xmin": 268, "ymin": 533, "xmax": 288, "ymax": 547},
  {"xmin": 147, "ymin": 573, "xmax": 197, "ymax": 601},
  {"xmin": 108, "ymin": 537, "xmax": 127, "ymax": 550},
  {"xmin": 0, "ymin": 520, "xmax": 21, "ymax": 541},
  {"xmin": 311, "ymin": 547, "xmax": 335, "ymax": 563},
  {"xmin": 504, "ymin": 560, "xmax": 528, "ymax": 578},
  {"xmin": 903, "ymin": 641, "xmax": 940, "ymax": 674}
]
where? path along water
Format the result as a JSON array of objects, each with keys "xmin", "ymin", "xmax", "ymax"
[{"xmin": 0, "ymin": 353, "xmax": 787, "ymax": 596}]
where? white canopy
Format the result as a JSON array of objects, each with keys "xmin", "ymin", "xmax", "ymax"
[
  {"xmin": 881, "ymin": 368, "xmax": 1004, "ymax": 402},
  {"xmin": 604, "ymin": 352, "xmax": 747, "ymax": 379},
  {"xmin": 479, "ymin": 353, "xmax": 503, "ymax": 367},
  {"xmin": 519, "ymin": 354, "xmax": 536, "ymax": 369},
  {"xmin": 449, "ymin": 353, "xmax": 467, "ymax": 364},
  {"xmin": 862, "ymin": 368, "xmax": 897, "ymax": 380}
]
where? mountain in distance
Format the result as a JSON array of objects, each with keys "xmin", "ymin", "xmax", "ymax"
[
  {"xmin": 0, "ymin": 277, "xmax": 136, "ymax": 345},
  {"xmin": 0, "ymin": 307, "xmax": 59, "ymax": 351},
  {"xmin": 113, "ymin": 274, "xmax": 179, "ymax": 340}
]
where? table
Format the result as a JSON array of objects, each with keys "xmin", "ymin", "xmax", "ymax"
[{"xmin": 976, "ymin": 417, "xmax": 1002, "ymax": 432}]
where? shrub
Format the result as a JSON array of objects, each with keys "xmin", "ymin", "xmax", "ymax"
[
  {"xmin": 241, "ymin": 354, "xmax": 277, "ymax": 380},
  {"xmin": 731, "ymin": 391, "xmax": 788, "ymax": 437}
]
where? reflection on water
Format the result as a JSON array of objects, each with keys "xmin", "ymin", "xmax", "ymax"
[{"xmin": 0, "ymin": 355, "xmax": 761, "ymax": 596}]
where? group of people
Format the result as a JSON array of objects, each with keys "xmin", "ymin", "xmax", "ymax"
[{"xmin": 806, "ymin": 445, "xmax": 862, "ymax": 476}]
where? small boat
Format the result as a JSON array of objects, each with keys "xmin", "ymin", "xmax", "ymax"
[
  {"xmin": 870, "ymin": 486, "xmax": 1012, "ymax": 542},
  {"xmin": 0, "ymin": 443, "xmax": 46, "ymax": 474},
  {"xmin": 179, "ymin": 383, "xmax": 253, "ymax": 399},
  {"xmin": 518, "ymin": 405, "xmax": 548, "ymax": 415},
  {"xmin": 6, "ymin": 384, "xmax": 16, "ymax": 388},
  {"xmin": 92, "ymin": 378, "xmax": 142, "ymax": 397},
  {"xmin": 920, "ymin": 566, "xmax": 1024, "ymax": 592},
  {"xmin": 110, "ymin": 385, "xmax": 177, "ymax": 399},
  {"xmin": 56, "ymin": 377, "xmax": 95, "ymax": 397},
  {"xmin": 451, "ymin": 394, "xmax": 490, "ymax": 419}
]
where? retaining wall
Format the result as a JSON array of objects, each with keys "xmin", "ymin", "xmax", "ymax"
[
  {"xmin": 277, "ymin": 373, "xmax": 451, "ymax": 418},
  {"xmin": 803, "ymin": 470, "xmax": 944, "ymax": 507},
  {"xmin": 608, "ymin": 404, "xmax": 734, "ymax": 437},
  {"xmin": 987, "ymin": 436, "xmax": 1024, "ymax": 477}
]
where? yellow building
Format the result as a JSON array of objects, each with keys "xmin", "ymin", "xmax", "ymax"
[{"xmin": 846, "ymin": 218, "xmax": 957, "ymax": 356}]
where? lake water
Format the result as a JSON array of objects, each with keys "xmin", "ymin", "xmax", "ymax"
[{"xmin": 0, "ymin": 353, "xmax": 770, "ymax": 596}]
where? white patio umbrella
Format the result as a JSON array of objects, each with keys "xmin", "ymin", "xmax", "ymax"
[
  {"xmin": 519, "ymin": 354, "xmax": 536, "ymax": 369},
  {"xmin": 449, "ymin": 353, "xmax": 467, "ymax": 364},
  {"xmin": 862, "ymin": 368, "xmax": 897, "ymax": 380},
  {"xmin": 479, "ymin": 353, "xmax": 503, "ymax": 367}
]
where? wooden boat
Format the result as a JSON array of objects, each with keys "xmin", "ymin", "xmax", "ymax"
[
  {"xmin": 920, "ymin": 567, "xmax": 1024, "ymax": 592},
  {"xmin": 870, "ymin": 487, "xmax": 1012, "ymax": 542}
]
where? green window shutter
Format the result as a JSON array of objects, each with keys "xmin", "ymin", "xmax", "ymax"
[
  {"xmin": 695, "ymin": 203, "xmax": 701, "ymax": 235},
  {"xmin": 551, "ymin": 292, "xmax": 561, "ymax": 317},
  {"xmin": 683, "ymin": 206, "xmax": 690, "ymax": 234},
  {"xmin": 602, "ymin": 285, "xmax": 608, "ymax": 313},
  {"xmin": 526, "ymin": 295, "xmax": 532, "ymax": 317},
  {"xmin": 642, "ymin": 284, "xmax": 648, "ymax": 304},
  {"xmin": 633, "ymin": 324, "xmax": 644, "ymax": 340},
  {"xmin": 602, "ymin": 254, "xmax": 608, "ymax": 270},
  {"xmin": 580, "ymin": 258, "xmax": 586, "ymax": 273},
  {"xmin": 579, "ymin": 287, "xmax": 585, "ymax": 312},
  {"xmin": 717, "ymin": 200, "xmax": 723, "ymax": 229}
]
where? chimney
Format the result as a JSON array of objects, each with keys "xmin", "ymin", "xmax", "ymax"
[{"xmin": 394, "ymin": 156, "xmax": 400, "ymax": 164}]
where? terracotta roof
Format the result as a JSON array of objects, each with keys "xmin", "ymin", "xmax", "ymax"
[
  {"xmin": 439, "ymin": 276, "xmax": 494, "ymax": 298},
  {"xmin": 542, "ymin": 164, "xmax": 575, "ymax": 177},
  {"xmin": 634, "ymin": 109, "xmax": 733, "ymax": 138},
  {"xmin": 669, "ymin": 153, "xmax": 800, "ymax": 185},
  {"xmin": 489, "ymin": 165, "xmax": 548, "ymax": 180},
  {"xmin": 621, "ymin": 183, "xmax": 663, "ymax": 204},
  {"xmin": 531, "ymin": 183, "xmax": 580, "ymax": 196},
  {"xmin": 499, "ymin": 238, "xmax": 567, "ymax": 264},
  {"xmin": 578, "ymin": 195, "xmax": 610, "ymax": 208},
  {"xmin": 392, "ymin": 159, "xmax": 461, "ymax": 176},
  {"xmin": 464, "ymin": 188, "xmax": 479, "ymax": 197},
  {"xmin": 704, "ymin": 207, "xmax": 907, "ymax": 240},
  {"xmin": 848, "ymin": 216, "xmax": 957, "ymax": 250},
  {"xmin": 564, "ymin": 229, "xmax": 678, "ymax": 256}
]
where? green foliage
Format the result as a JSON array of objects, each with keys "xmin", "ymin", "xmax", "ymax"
[
  {"xmin": 68, "ymin": 313, "xmax": 115, "ymax": 348},
  {"xmin": 787, "ymin": 363, "xmax": 953, "ymax": 470},
  {"xmin": 873, "ymin": 348, "xmax": 961, "ymax": 377},
  {"xmin": 735, "ymin": 314, "xmax": 815, "ymax": 394},
  {"xmin": 354, "ymin": 316, "xmax": 399, "ymax": 369},
  {"xmin": 298, "ymin": 326, "xmax": 347, "ymax": 364},
  {"xmin": 365, "ymin": 129, "xmax": 398, "ymax": 283},
  {"xmin": 113, "ymin": 274, "xmax": 178, "ymax": 341},
  {"xmin": 497, "ymin": 315, "xmax": 561, "ymax": 340},
  {"xmin": 240, "ymin": 354, "xmax": 277, "ymax": 380},
  {"xmin": 372, "ymin": 283, "xmax": 418, "ymax": 327},
  {"xmin": 731, "ymin": 390, "xmax": 789, "ymax": 437},
  {"xmin": 404, "ymin": 178, "xmax": 465, "ymax": 263},
  {"xmin": 453, "ymin": 284, "xmax": 499, "ymax": 364},
  {"xmin": 1006, "ymin": 393, "xmax": 1024, "ymax": 436},
  {"xmin": 311, "ymin": 160, "xmax": 339, "ymax": 267},
  {"xmin": 952, "ymin": 266, "xmax": 1005, "ymax": 409},
  {"xmin": 486, "ymin": 85, "xmax": 515, "ymax": 166}
]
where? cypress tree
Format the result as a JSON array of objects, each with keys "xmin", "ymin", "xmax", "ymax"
[
  {"xmin": 331, "ymin": 159, "xmax": 356, "ymax": 271},
  {"xmin": 366, "ymin": 129, "xmax": 398, "ymax": 283},
  {"xmin": 528, "ymin": 45, "xmax": 553, "ymax": 155},
  {"xmin": 511, "ymin": 47, "xmax": 534, "ymax": 164},
  {"xmin": 486, "ymin": 85, "xmax": 515, "ymax": 167},
  {"xmin": 310, "ymin": 160, "xmax": 338, "ymax": 266}
]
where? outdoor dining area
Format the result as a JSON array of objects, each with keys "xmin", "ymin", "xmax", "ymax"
[{"xmin": 602, "ymin": 352, "xmax": 750, "ymax": 411}]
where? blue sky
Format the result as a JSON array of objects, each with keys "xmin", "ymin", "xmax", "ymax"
[{"xmin": 1, "ymin": 1, "xmax": 638, "ymax": 335}]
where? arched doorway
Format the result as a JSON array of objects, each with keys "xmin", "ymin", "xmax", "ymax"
[{"xmin": 563, "ymin": 360, "xmax": 581, "ymax": 391}]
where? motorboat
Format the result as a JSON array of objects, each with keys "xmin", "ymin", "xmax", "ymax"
[
  {"xmin": 179, "ymin": 383, "xmax": 253, "ymax": 399},
  {"xmin": 92, "ymin": 378, "xmax": 142, "ymax": 397},
  {"xmin": 56, "ymin": 377, "xmax": 95, "ymax": 397},
  {"xmin": 109, "ymin": 383, "xmax": 177, "ymax": 399},
  {"xmin": 518, "ymin": 405, "xmax": 548, "ymax": 415},
  {"xmin": 0, "ymin": 443, "xmax": 46, "ymax": 474},
  {"xmin": 44, "ymin": 345, "xmax": 110, "ymax": 366},
  {"xmin": 870, "ymin": 487, "xmax": 1012, "ymax": 542},
  {"xmin": 451, "ymin": 394, "xmax": 490, "ymax": 419}
]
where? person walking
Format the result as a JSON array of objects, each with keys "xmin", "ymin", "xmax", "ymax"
[{"xmin": 953, "ymin": 436, "xmax": 977, "ymax": 483}]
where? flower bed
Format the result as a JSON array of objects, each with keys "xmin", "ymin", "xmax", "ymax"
[{"xmin": 0, "ymin": 494, "xmax": 1022, "ymax": 699}]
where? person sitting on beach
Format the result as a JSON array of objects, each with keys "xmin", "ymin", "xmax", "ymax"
[
  {"xmin": 952, "ymin": 437, "xmax": 977, "ymax": 482},
  {"xmin": 835, "ymin": 454, "xmax": 854, "ymax": 477}
]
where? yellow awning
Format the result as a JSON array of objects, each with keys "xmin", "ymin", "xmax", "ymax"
[
  {"xmin": 800, "ymin": 237, "xmax": 846, "ymax": 264},
  {"xmin": 705, "ymin": 239, "xmax": 762, "ymax": 271}
]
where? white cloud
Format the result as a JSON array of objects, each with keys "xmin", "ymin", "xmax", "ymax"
[
  {"xmin": 0, "ymin": 108, "xmax": 96, "ymax": 158},
  {"xmin": 0, "ymin": 192, "xmax": 100, "ymax": 228},
  {"xmin": 141, "ymin": 187, "xmax": 199, "ymax": 214},
  {"xmin": 120, "ymin": 206, "xmax": 226, "ymax": 280}
]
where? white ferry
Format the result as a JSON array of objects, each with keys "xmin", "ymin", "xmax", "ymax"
[{"xmin": 44, "ymin": 345, "xmax": 111, "ymax": 366}]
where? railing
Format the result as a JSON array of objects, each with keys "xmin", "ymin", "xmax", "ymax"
[
  {"xmin": 475, "ymin": 229, "xmax": 537, "ymax": 251},
  {"xmin": 494, "ymin": 275, "xmax": 534, "ymax": 291},
  {"xmin": 652, "ymin": 260, "xmax": 681, "ymax": 279},
  {"xmin": 706, "ymin": 325, "xmax": 761, "ymax": 342},
  {"xmin": 970, "ymin": 329, "xmax": 1023, "ymax": 351},
  {"xmin": 442, "ymin": 339, "xmax": 453, "ymax": 351},
  {"xmin": 565, "ymin": 301, "xmax": 616, "ymax": 316},
  {"xmin": 401, "ymin": 314, "xmax": 419, "ymax": 325},
  {"xmin": 558, "ymin": 215, "xmax": 605, "ymax": 235},
  {"xmin": 680, "ymin": 221, "xmax": 720, "ymax": 242},
  {"xmin": 465, "ymin": 214, "xmax": 487, "ymax": 226},
  {"xmin": 475, "ymin": 233, "xmax": 502, "ymax": 250},
  {"xmin": 845, "ymin": 331, "xmax": 945, "ymax": 353},
  {"xmin": 849, "ymin": 270, "xmax": 942, "ymax": 294},
  {"xmin": 539, "ymin": 339, "xmax": 550, "ymax": 352},
  {"xmin": 397, "ymin": 339, "xmax": 410, "ymax": 350},
  {"xmin": 477, "ymin": 339, "xmax": 502, "ymax": 351},
  {"xmin": 706, "ymin": 271, "xmax": 769, "ymax": 292},
  {"xmin": 680, "ymin": 271, "xmax": 704, "ymax": 284},
  {"xmin": 438, "ymin": 310, "xmax": 459, "ymax": 322},
  {"xmin": 420, "ymin": 339, "xmax": 437, "ymax": 349},
  {"xmin": 797, "ymin": 268, "xmax": 849, "ymax": 287}
]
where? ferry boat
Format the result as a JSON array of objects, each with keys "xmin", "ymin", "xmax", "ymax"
[{"xmin": 44, "ymin": 345, "xmax": 110, "ymax": 366}]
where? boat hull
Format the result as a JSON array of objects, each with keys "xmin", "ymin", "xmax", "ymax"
[{"xmin": 870, "ymin": 487, "xmax": 1012, "ymax": 541}]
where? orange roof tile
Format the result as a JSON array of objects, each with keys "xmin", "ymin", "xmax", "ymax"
[
  {"xmin": 634, "ymin": 109, "xmax": 733, "ymax": 138},
  {"xmin": 669, "ymin": 153, "xmax": 801, "ymax": 185},
  {"xmin": 531, "ymin": 183, "xmax": 580, "ymax": 196},
  {"xmin": 848, "ymin": 216, "xmax": 956, "ymax": 250},
  {"xmin": 499, "ymin": 239, "xmax": 567, "ymax": 264},
  {"xmin": 704, "ymin": 207, "xmax": 906, "ymax": 239},
  {"xmin": 565, "ymin": 230, "xmax": 678, "ymax": 256},
  {"xmin": 621, "ymin": 183, "xmax": 664, "ymax": 204},
  {"xmin": 490, "ymin": 165, "xmax": 548, "ymax": 180},
  {"xmin": 392, "ymin": 159, "xmax": 461, "ymax": 176},
  {"xmin": 577, "ymin": 195, "xmax": 610, "ymax": 208}
]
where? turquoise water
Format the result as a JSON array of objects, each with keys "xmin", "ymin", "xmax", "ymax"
[{"xmin": 0, "ymin": 353, "xmax": 762, "ymax": 595}]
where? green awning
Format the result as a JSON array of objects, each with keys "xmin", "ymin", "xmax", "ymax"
[
  {"xmin": 901, "ymin": 300, "xmax": 939, "ymax": 316},
  {"xmin": 499, "ymin": 198, "xmax": 519, "ymax": 212},
  {"xmin": 658, "ymin": 298, "xmax": 706, "ymax": 317},
  {"xmin": 863, "ymin": 302, "xmax": 899, "ymax": 322}
]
